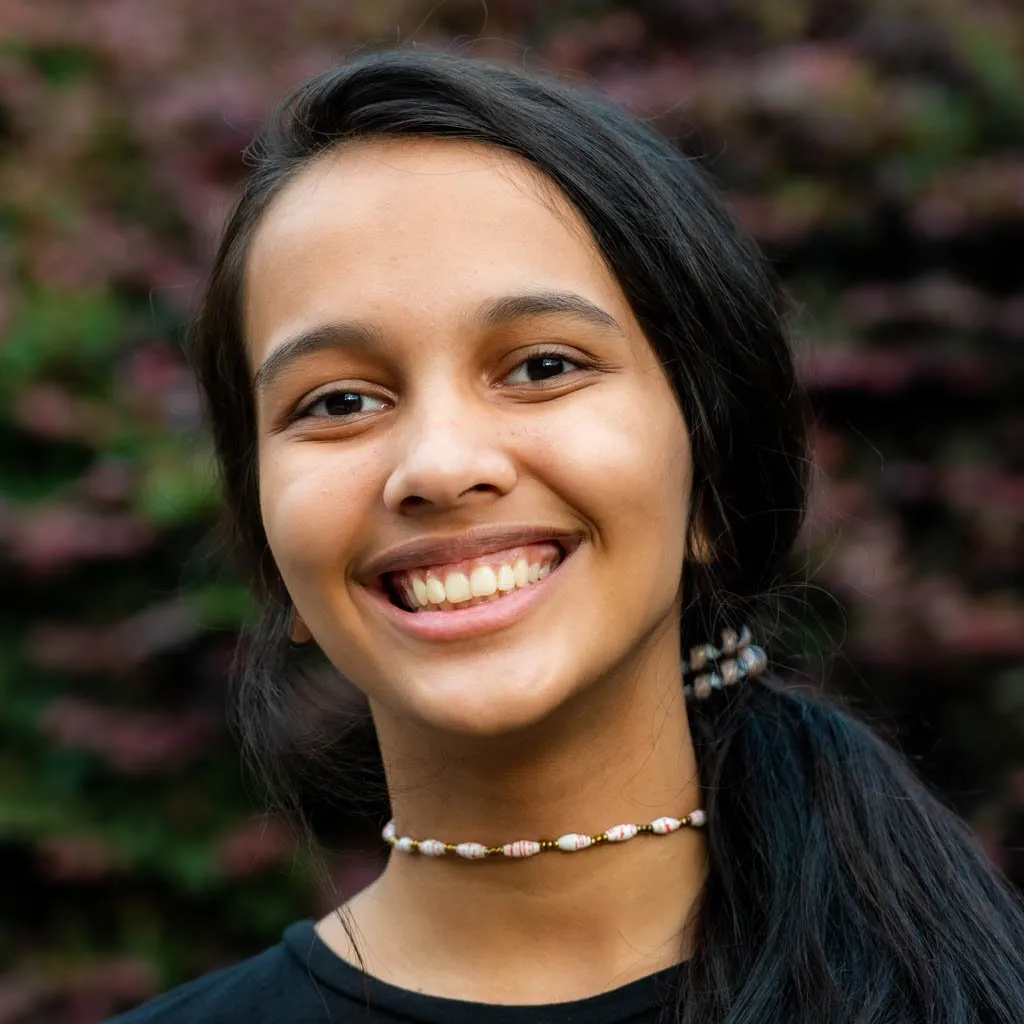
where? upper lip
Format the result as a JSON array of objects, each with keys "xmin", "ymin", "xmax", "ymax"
[{"xmin": 359, "ymin": 524, "xmax": 585, "ymax": 580}]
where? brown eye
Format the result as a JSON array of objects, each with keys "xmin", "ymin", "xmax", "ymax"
[
  {"xmin": 505, "ymin": 352, "xmax": 582, "ymax": 385},
  {"xmin": 298, "ymin": 390, "xmax": 386, "ymax": 420}
]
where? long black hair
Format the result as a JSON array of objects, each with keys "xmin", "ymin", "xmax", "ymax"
[{"xmin": 188, "ymin": 48, "xmax": 1024, "ymax": 1023}]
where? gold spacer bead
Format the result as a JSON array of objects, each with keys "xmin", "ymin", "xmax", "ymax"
[{"xmin": 444, "ymin": 843, "xmax": 457, "ymax": 853}]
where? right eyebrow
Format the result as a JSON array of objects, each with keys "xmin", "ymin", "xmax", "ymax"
[{"xmin": 253, "ymin": 320, "xmax": 389, "ymax": 398}]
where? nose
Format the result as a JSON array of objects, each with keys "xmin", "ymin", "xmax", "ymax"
[{"xmin": 382, "ymin": 395, "xmax": 517, "ymax": 515}]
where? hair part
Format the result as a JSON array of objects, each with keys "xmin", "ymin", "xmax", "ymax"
[{"xmin": 188, "ymin": 48, "xmax": 1024, "ymax": 1023}]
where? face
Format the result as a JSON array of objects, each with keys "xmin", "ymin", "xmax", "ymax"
[{"xmin": 245, "ymin": 139, "xmax": 692, "ymax": 739}]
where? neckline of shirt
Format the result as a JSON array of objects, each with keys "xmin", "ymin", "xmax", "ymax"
[{"xmin": 283, "ymin": 919, "xmax": 685, "ymax": 1023}]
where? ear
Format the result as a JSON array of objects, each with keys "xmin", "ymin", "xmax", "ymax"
[{"xmin": 289, "ymin": 608, "xmax": 313, "ymax": 644}]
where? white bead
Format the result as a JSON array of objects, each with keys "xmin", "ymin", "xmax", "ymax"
[
  {"xmin": 456, "ymin": 842, "xmax": 488, "ymax": 860},
  {"xmin": 503, "ymin": 840, "xmax": 541, "ymax": 858},
  {"xmin": 692, "ymin": 674, "xmax": 713, "ymax": 700},
  {"xmin": 395, "ymin": 836, "xmax": 415, "ymax": 852},
  {"xmin": 688, "ymin": 809, "xmax": 707, "ymax": 828},
  {"xmin": 556, "ymin": 833, "xmax": 593, "ymax": 852},
  {"xmin": 382, "ymin": 820, "xmax": 397, "ymax": 842},
  {"xmin": 418, "ymin": 839, "xmax": 446, "ymax": 856},
  {"xmin": 604, "ymin": 823, "xmax": 639, "ymax": 842},
  {"xmin": 739, "ymin": 645, "xmax": 767, "ymax": 675},
  {"xmin": 650, "ymin": 816, "xmax": 682, "ymax": 835}
]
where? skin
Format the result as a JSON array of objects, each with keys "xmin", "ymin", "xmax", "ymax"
[{"xmin": 245, "ymin": 139, "xmax": 706, "ymax": 1004}]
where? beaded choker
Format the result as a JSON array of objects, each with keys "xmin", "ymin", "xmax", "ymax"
[{"xmin": 383, "ymin": 808, "xmax": 706, "ymax": 860}]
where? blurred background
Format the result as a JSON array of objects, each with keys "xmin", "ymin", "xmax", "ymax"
[{"xmin": 0, "ymin": 0, "xmax": 1022, "ymax": 1019}]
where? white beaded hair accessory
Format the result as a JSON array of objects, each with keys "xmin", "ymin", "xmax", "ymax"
[
  {"xmin": 382, "ymin": 808, "xmax": 707, "ymax": 860},
  {"xmin": 683, "ymin": 624, "xmax": 767, "ymax": 701}
]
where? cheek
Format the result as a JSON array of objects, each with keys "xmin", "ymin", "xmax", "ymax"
[
  {"xmin": 536, "ymin": 383, "xmax": 691, "ymax": 544},
  {"xmin": 257, "ymin": 444, "xmax": 377, "ymax": 587},
  {"xmin": 524, "ymin": 382, "xmax": 691, "ymax": 630}
]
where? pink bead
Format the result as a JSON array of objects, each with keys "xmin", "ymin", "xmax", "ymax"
[
  {"xmin": 650, "ymin": 816, "xmax": 682, "ymax": 834},
  {"xmin": 556, "ymin": 833, "xmax": 593, "ymax": 852},
  {"xmin": 382, "ymin": 820, "xmax": 397, "ymax": 842},
  {"xmin": 503, "ymin": 840, "xmax": 541, "ymax": 858},
  {"xmin": 419, "ymin": 839, "xmax": 446, "ymax": 856},
  {"xmin": 604, "ymin": 823, "xmax": 639, "ymax": 842},
  {"xmin": 688, "ymin": 809, "xmax": 707, "ymax": 828},
  {"xmin": 456, "ymin": 842, "xmax": 488, "ymax": 859}
]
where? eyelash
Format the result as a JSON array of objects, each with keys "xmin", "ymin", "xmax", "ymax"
[{"xmin": 292, "ymin": 349, "xmax": 587, "ymax": 423}]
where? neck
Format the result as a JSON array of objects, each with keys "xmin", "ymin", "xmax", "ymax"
[{"xmin": 321, "ymin": 637, "xmax": 705, "ymax": 1005}]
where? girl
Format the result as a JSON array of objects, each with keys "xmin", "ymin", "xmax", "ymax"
[{"xmin": 114, "ymin": 49, "xmax": 1024, "ymax": 1023}]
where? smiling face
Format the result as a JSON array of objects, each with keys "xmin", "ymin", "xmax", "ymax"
[{"xmin": 245, "ymin": 139, "xmax": 692, "ymax": 739}]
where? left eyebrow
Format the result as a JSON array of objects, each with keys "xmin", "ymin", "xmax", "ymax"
[
  {"xmin": 473, "ymin": 290, "xmax": 624, "ymax": 335},
  {"xmin": 252, "ymin": 289, "xmax": 624, "ymax": 397}
]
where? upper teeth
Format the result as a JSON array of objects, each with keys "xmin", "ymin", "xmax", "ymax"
[{"xmin": 392, "ymin": 547, "xmax": 561, "ymax": 610}]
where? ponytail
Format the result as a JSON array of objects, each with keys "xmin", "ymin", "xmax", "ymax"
[{"xmin": 679, "ymin": 678, "xmax": 1024, "ymax": 1023}]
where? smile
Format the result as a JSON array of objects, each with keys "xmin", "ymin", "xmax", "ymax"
[
  {"xmin": 366, "ymin": 539, "xmax": 577, "ymax": 642},
  {"xmin": 384, "ymin": 540, "xmax": 564, "ymax": 612}
]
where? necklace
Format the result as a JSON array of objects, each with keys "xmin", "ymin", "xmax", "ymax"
[{"xmin": 382, "ymin": 808, "xmax": 706, "ymax": 860}]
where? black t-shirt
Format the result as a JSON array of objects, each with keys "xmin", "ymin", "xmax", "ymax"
[{"xmin": 108, "ymin": 920, "xmax": 682, "ymax": 1023}]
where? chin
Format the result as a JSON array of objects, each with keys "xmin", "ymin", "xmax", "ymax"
[{"xmin": 392, "ymin": 661, "xmax": 578, "ymax": 740}]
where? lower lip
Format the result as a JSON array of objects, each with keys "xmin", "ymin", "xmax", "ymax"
[{"xmin": 364, "ymin": 551, "xmax": 575, "ymax": 643}]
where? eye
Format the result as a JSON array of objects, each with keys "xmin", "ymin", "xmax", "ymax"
[
  {"xmin": 504, "ymin": 351, "xmax": 583, "ymax": 386},
  {"xmin": 296, "ymin": 390, "xmax": 387, "ymax": 421}
]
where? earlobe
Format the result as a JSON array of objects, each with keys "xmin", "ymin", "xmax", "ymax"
[{"xmin": 289, "ymin": 609, "xmax": 313, "ymax": 644}]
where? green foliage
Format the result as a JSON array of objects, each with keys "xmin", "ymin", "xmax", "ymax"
[
  {"xmin": 0, "ymin": 0, "xmax": 1021, "ymax": 1019},
  {"xmin": 0, "ymin": 290, "xmax": 121, "ymax": 393}
]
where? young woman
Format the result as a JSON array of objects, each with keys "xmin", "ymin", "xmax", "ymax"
[{"xmin": 113, "ymin": 49, "xmax": 1024, "ymax": 1023}]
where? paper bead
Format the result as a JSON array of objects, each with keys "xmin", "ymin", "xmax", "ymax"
[
  {"xmin": 503, "ymin": 840, "xmax": 541, "ymax": 858},
  {"xmin": 605, "ymin": 823, "xmax": 639, "ymax": 842},
  {"xmin": 556, "ymin": 833, "xmax": 594, "ymax": 852}
]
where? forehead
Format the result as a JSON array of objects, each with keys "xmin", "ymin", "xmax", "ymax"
[{"xmin": 243, "ymin": 138, "xmax": 627, "ymax": 357}]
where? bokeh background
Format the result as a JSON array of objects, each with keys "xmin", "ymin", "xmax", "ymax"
[{"xmin": 1, "ymin": 0, "xmax": 1022, "ymax": 1019}]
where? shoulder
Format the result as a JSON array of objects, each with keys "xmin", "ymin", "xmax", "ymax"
[{"xmin": 107, "ymin": 922, "xmax": 340, "ymax": 1024}]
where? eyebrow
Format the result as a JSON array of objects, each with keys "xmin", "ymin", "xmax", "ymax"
[{"xmin": 252, "ymin": 290, "xmax": 624, "ymax": 397}]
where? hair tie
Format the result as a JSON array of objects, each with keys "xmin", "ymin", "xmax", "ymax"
[{"xmin": 683, "ymin": 625, "xmax": 766, "ymax": 700}]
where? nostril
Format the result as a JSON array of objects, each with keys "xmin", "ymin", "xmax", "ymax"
[{"xmin": 397, "ymin": 495, "xmax": 431, "ymax": 514}]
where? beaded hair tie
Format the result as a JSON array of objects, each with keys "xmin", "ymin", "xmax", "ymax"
[{"xmin": 683, "ymin": 624, "xmax": 766, "ymax": 700}]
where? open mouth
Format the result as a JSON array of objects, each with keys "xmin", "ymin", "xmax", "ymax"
[{"xmin": 379, "ymin": 539, "xmax": 572, "ymax": 613}]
